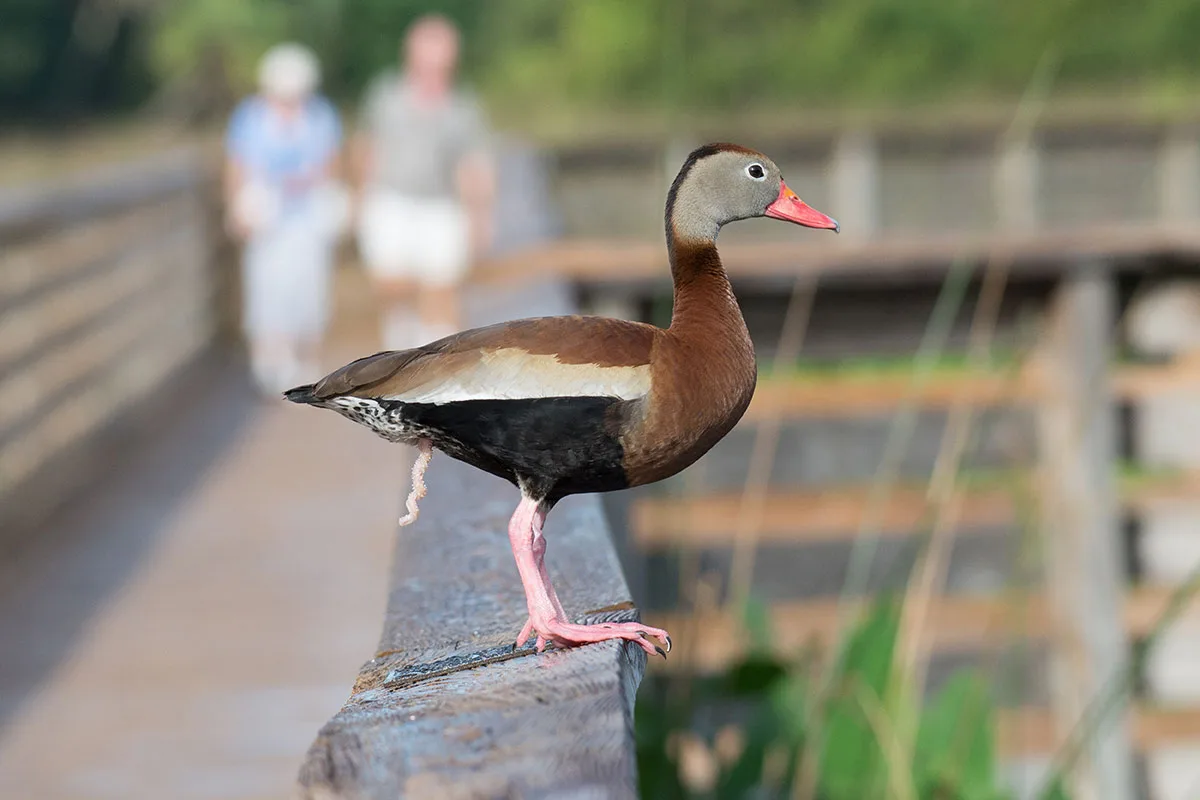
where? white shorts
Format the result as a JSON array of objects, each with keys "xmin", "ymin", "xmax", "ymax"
[
  {"xmin": 357, "ymin": 190, "xmax": 470, "ymax": 287},
  {"xmin": 242, "ymin": 207, "xmax": 333, "ymax": 340}
]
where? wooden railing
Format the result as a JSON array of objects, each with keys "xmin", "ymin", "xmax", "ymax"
[
  {"xmin": 0, "ymin": 151, "xmax": 219, "ymax": 548},
  {"xmin": 294, "ymin": 459, "xmax": 646, "ymax": 799},
  {"xmin": 479, "ymin": 111, "xmax": 1200, "ymax": 287}
]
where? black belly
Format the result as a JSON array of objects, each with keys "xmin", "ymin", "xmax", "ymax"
[{"xmin": 393, "ymin": 396, "xmax": 631, "ymax": 504}]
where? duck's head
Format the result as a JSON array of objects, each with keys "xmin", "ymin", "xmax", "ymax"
[{"xmin": 666, "ymin": 143, "xmax": 839, "ymax": 243}]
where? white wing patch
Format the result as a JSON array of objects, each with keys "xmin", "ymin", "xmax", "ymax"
[{"xmin": 384, "ymin": 348, "xmax": 651, "ymax": 404}]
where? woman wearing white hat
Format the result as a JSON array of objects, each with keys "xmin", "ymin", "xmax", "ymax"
[{"xmin": 225, "ymin": 43, "xmax": 346, "ymax": 396}]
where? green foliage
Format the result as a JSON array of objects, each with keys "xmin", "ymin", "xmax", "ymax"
[
  {"xmin": 0, "ymin": 0, "xmax": 154, "ymax": 119},
  {"xmin": 1036, "ymin": 773, "xmax": 1073, "ymax": 800},
  {"xmin": 474, "ymin": 0, "xmax": 1200, "ymax": 117},
  {"xmin": 819, "ymin": 602, "xmax": 900, "ymax": 798},
  {"xmin": 913, "ymin": 674, "xmax": 1001, "ymax": 800},
  {"xmin": 148, "ymin": 0, "xmax": 481, "ymax": 115},
  {"xmin": 151, "ymin": 0, "xmax": 292, "ymax": 95},
  {"xmin": 636, "ymin": 597, "xmax": 1036, "ymax": 799},
  {"xmin": 13, "ymin": 0, "xmax": 1200, "ymax": 123}
]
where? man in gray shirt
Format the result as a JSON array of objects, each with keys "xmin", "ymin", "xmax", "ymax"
[{"xmin": 354, "ymin": 14, "xmax": 494, "ymax": 349}]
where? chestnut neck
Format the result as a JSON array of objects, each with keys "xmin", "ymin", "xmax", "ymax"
[
  {"xmin": 661, "ymin": 157, "xmax": 751, "ymax": 350},
  {"xmin": 665, "ymin": 227, "xmax": 746, "ymax": 340}
]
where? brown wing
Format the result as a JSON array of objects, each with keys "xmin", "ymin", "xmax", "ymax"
[{"xmin": 309, "ymin": 316, "xmax": 661, "ymax": 402}]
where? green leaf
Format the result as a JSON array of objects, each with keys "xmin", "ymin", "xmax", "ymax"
[
  {"xmin": 716, "ymin": 700, "xmax": 784, "ymax": 799},
  {"xmin": 769, "ymin": 671, "xmax": 812, "ymax": 747},
  {"xmin": 635, "ymin": 688, "xmax": 689, "ymax": 800},
  {"xmin": 741, "ymin": 594, "xmax": 775, "ymax": 656},
  {"xmin": 724, "ymin": 654, "xmax": 789, "ymax": 697},
  {"xmin": 1037, "ymin": 774, "xmax": 1073, "ymax": 800},
  {"xmin": 819, "ymin": 599, "xmax": 901, "ymax": 799},
  {"xmin": 914, "ymin": 672, "xmax": 1000, "ymax": 799}
]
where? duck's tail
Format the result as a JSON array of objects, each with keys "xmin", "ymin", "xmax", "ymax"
[{"xmin": 283, "ymin": 384, "xmax": 318, "ymax": 404}]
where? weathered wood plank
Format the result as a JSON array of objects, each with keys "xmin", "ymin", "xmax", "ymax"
[
  {"xmin": 475, "ymin": 225, "xmax": 1200, "ymax": 288},
  {"xmin": 537, "ymin": 102, "xmax": 1200, "ymax": 158},
  {"xmin": 744, "ymin": 362, "xmax": 1200, "ymax": 420},
  {"xmin": 0, "ymin": 155, "xmax": 217, "ymax": 548},
  {"xmin": 0, "ymin": 150, "xmax": 206, "ymax": 244},
  {"xmin": 630, "ymin": 470, "xmax": 1200, "ymax": 548},
  {"xmin": 0, "ymin": 294, "xmax": 209, "ymax": 496},
  {"xmin": 998, "ymin": 706, "xmax": 1200, "ymax": 759},
  {"xmin": 295, "ymin": 460, "xmax": 646, "ymax": 799},
  {"xmin": 745, "ymin": 370, "xmax": 1037, "ymax": 418},
  {"xmin": 0, "ymin": 226, "xmax": 205, "ymax": 437},
  {"xmin": 630, "ymin": 469, "xmax": 1200, "ymax": 548},
  {"xmin": 631, "ymin": 485, "xmax": 1016, "ymax": 548},
  {"xmin": 0, "ymin": 194, "xmax": 196, "ymax": 310},
  {"xmin": 648, "ymin": 586, "xmax": 1198, "ymax": 674}
]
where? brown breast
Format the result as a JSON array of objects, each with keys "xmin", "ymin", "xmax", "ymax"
[{"xmin": 619, "ymin": 243, "xmax": 757, "ymax": 487}]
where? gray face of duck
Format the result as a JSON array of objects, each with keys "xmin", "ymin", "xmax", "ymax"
[{"xmin": 668, "ymin": 147, "xmax": 841, "ymax": 242}]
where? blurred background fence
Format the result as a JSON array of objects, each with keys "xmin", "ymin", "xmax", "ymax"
[
  {"xmin": 7, "ymin": 2, "xmax": 1200, "ymax": 799},
  {"xmin": 518, "ymin": 112, "xmax": 1200, "ymax": 799},
  {"xmin": 0, "ymin": 151, "xmax": 220, "ymax": 546}
]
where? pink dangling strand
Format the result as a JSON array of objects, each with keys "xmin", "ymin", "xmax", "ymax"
[{"xmin": 398, "ymin": 439, "xmax": 433, "ymax": 527}]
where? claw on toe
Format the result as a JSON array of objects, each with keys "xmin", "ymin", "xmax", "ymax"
[{"xmin": 516, "ymin": 619, "xmax": 535, "ymax": 648}]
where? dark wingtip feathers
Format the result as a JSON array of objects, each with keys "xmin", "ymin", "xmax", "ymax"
[{"xmin": 283, "ymin": 384, "xmax": 318, "ymax": 404}]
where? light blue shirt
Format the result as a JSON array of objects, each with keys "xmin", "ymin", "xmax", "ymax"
[{"xmin": 226, "ymin": 95, "xmax": 342, "ymax": 214}]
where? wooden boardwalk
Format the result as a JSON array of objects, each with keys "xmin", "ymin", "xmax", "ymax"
[
  {"xmin": 0, "ymin": 138, "xmax": 592, "ymax": 800},
  {"xmin": 0, "ymin": 268, "xmax": 407, "ymax": 800}
]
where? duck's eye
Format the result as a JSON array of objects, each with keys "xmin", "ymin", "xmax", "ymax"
[{"xmin": 745, "ymin": 163, "xmax": 766, "ymax": 180}]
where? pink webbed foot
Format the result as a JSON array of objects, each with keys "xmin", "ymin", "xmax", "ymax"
[
  {"xmin": 518, "ymin": 617, "xmax": 672, "ymax": 658},
  {"xmin": 506, "ymin": 496, "xmax": 671, "ymax": 658}
]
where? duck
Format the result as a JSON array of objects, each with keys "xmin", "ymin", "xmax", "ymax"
[{"xmin": 285, "ymin": 143, "xmax": 839, "ymax": 657}]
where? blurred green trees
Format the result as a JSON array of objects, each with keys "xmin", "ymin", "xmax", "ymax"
[{"xmin": 7, "ymin": 0, "xmax": 1200, "ymax": 124}]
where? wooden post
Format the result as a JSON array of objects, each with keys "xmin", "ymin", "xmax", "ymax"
[
  {"xmin": 829, "ymin": 130, "xmax": 879, "ymax": 238},
  {"xmin": 1036, "ymin": 263, "xmax": 1137, "ymax": 800},
  {"xmin": 1159, "ymin": 125, "xmax": 1200, "ymax": 224},
  {"xmin": 996, "ymin": 134, "xmax": 1040, "ymax": 232}
]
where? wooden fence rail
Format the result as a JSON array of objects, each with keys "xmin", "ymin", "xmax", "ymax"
[
  {"xmin": 295, "ymin": 461, "xmax": 646, "ymax": 800},
  {"xmin": 0, "ymin": 151, "xmax": 218, "ymax": 548}
]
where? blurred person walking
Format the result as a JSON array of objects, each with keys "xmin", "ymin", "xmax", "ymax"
[
  {"xmin": 354, "ymin": 14, "xmax": 494, "ymax": 349},
  {"xmin": 225, "ymin": 43, "xmax": 346, "ymax": 397}
]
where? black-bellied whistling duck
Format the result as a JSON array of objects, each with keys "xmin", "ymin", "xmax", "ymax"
[{"xmin": 286, "ymin": 143, "xmax": 838, "ymax": 656}]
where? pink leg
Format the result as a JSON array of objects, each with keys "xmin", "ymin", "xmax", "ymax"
[
  {"xmin": 398, "ymin": 439, "xmax": 433, "ymax": 527},
  {"xmin": 517, "ymin": 507, "xmax": 567, "ymax": 650},
  {"xmin": 508, "ymin": 497, "xmax": 670, "ymax": 657}
]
